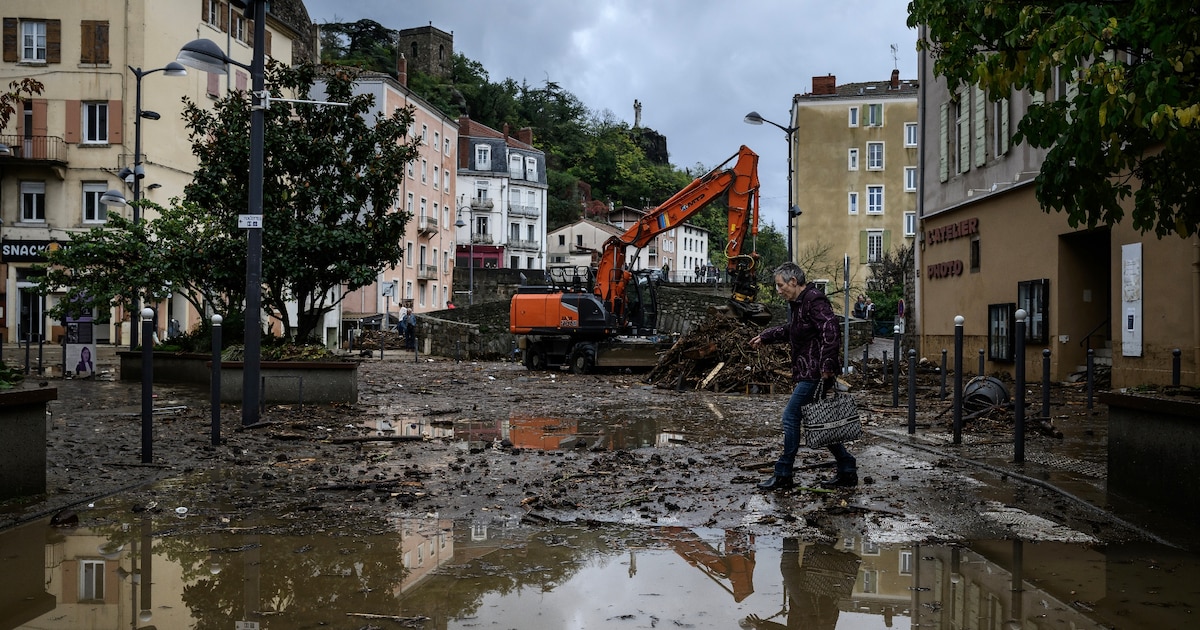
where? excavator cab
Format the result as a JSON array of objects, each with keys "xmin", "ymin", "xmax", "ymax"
[{"xmin": 623, "ymin": 270, "xmax": 659, "ymax": 334}]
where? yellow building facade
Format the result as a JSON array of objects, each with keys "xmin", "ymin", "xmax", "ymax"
[
  {"xmin": 792, "ymin": 72, "xmax": 918, "ymax": 306},
  {"xmin": 0, "ymin": 0, "xmax": 311, "ymax": 345}
]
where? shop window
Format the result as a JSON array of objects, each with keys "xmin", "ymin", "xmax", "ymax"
[
  {"xmin": 1018, "ymin": 279, "xmax": 1049, "ymax": 343},
  {"xmin": 988, "ymin": 303, "xmax": 1015, "ymax": 361}
]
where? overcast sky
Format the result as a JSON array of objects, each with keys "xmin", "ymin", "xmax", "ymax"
[{"xmin": 302, "ymin": 0, "xmax": 918, "ymax": 233}]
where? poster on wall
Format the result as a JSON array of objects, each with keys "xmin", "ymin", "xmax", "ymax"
[
  {"xmin": 1121, "ymin": 243, "xmax": 1143, "ymax": 357},
  {"xmin": 65, "ymin": 316, "xmax": 98, "ymax": 377}
]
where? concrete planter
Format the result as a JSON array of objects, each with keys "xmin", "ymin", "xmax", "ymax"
[
  {"xmin": 119, "ymin": 351, "xmax": 212, "ymax": 383},
  {"xmin": 119, "ymin": 352, "xmax": 359, "ymax": 404},
  {"xmin": 218, "ymin": 361, "xmax": 359, "ymax": 404},
  {"xmin": 1102, "ymin": 390, "xmax": 1200, "ymax": 522},
  {"xmin": 0, "ymin": 388, "xmax": 57, "ymax": 499}
]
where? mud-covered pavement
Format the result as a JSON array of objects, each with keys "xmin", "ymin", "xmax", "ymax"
[{"xmin": 2, "ymin": 351, "xmax": 1165, "ymax": 550}]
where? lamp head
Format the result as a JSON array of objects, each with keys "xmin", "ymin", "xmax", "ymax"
[
  {"xmin": 0, "ymin": 142, "xmax": 11, "ymax": 157},
  {"xmin": 788, "ymin": 205, "xmax": 803, "ymax": 218},
  {"xmin": 455, "ymin": 217, "xmax": 466, "ymax": 228},
  {"xmin": 176, "ymin": 38, "xmax": 238, "ymax": 75},
  {"xmin": 100, "ymin": 189, "xmax": 128, "ymax": 208},
  {"xmin": 743, "ymin": 111, "xmax": 764, "ymax": 125},
  {"xmin": 140, "ymin": 110, "xmax": 161, "ymax": 121},
  {"xmin": 162, "ymin": 61, "xmax": 188, "ymax": 77}
]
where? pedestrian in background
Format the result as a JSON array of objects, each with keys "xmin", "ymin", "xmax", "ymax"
[{"xmin": 749, "ymin": 262, "xmax": 857, "ymax": 491}]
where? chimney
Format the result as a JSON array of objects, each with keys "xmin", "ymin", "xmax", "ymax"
[
  {"xmin": 517, "ymin": 127, "xmax": 533, "ymax": 145},
  {"xmin": 502, "ymin": 123, "xmax": 510, "ymax": 139},
  {"xmin": 397, "ymin": 54, "xmax": 407, "ymax": 87},
  {"xmin": 458, "ymin": 115, "xmax": 470, "ymax": 168},
  {"xmin": 890, "ymin": 68, "xmax": 900, "ymax": 89},
  {"xmin": 812, "ymin": 74, "xmax": 836, "ymax": 95}
]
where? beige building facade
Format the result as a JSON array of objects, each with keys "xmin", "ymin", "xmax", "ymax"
[
  {"xmin": 915, "ymin": 40, "xmax": 1199, "ymax": 386},
  {"xmin": 0, "ymin": 0, "xmax": 311, "ymax": 345},
  {"xmin": 792, "ymin": 72, "xmax": 918, "ymax": 303}
]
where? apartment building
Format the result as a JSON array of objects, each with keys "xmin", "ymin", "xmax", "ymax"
[
  {"xmin": 0, "ymin": 0, "xmax": 311, "ymax": 345},
  {"xmin": 915, "ymin": 41, "xmax": 1198, "ymax": 386},
  {"xmin": 455, "ymin": 116, "xmax": 547, "ymax": 275},
  {"xmin": 792, "ymin": 71, "xmax": 918, "ymax": 296},
  {"xmin": 331, "ymin": 64, "xmax": 459, "ymax": 317}
]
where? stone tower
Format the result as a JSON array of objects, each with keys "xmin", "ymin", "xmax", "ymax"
[{"xmin": 397, "ymin": 24, "xmax": 454, "ymax": 79}]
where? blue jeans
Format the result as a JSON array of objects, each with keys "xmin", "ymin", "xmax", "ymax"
[{"xmin": 774, "ymin": 380, "xmax": 857, "ymax": 478}]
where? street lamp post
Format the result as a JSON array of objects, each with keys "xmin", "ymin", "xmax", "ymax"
[
  {"xmin": 456, "ymin": 205, "xmax": 475, "ymax": 306},
  {"xmin": 744, "ymin": 110, "xmax": 801, "ymax": 261},
  {"xmin": 175, "ymin": 0, "xmax": 267, "ymax": 426},
  {"xmin": 455, "ymin": 199, "xmax": 494, "ymax": 305},
  {"xmin": 101, "ymin": 62, "xmax": 187, "ymax": 350}
]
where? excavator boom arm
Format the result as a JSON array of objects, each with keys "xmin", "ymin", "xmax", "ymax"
[{"xmin": 594, "ymin": 146, "xmax": 763, "ymax": 318}]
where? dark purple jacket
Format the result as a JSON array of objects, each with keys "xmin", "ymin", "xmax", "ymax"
[{"xmin": 758, "ymin": 285, "xmax": 842, "ymax": 383}]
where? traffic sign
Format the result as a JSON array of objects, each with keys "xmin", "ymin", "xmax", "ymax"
[{"xmin": 238, "ymin": 214, "xmax": 263, "ymax": 229}]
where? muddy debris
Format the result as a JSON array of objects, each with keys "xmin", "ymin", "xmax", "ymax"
[{"xmin": 647, "ymin": 311, "xmax": 790, "ymax": 392}]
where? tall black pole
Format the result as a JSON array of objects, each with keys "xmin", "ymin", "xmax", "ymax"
[
  {"xmin": 130, "ymin": 67, "xmax": 144, "ymax": 350},
  {"xmin": 1014, "ymin": 309, "xmax": 1026, "ymax": 463},
  {"xmin": 141, "ymin": 308, "xmax": 154, "ymax": 463},
  {"xmin": 242, "ymin": 0, "xmax": 267, "ymax": 426},
  {"xmin": 784, "ymin": 128, "xmax": 795, "ymax": 261},
  {"xmin": 952, "ymin": 315, "xmax": 964, "ymax": 444},
  {"xmin": 211, "ymin": 314, "xmax": 222, "ymax": 446}
]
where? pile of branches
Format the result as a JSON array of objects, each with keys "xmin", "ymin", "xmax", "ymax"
[
  {"xmin": 646, "ymin": 312, "xmax": 790, "ymax": 392},
  {"xmin": 355, "ymin": 330, "xmax": 409, "ymax": 350}
]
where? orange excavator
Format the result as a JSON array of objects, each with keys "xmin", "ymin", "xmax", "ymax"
[{"xmin": 510, "ymin": 145, "xmax": 772, "ymax": 373}]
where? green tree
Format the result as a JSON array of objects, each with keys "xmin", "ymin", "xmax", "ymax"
[
  {"xmin": 180, "ymin": 62, "xmax": 421, "ymax": 341},
  {"xmin": 1, "ymin": 78, "xmax": 43, "ymax": 131},
  {"xmin": 38, "ymin": 200, "xmax": 247, "ymax": 340},
  {"xmin": 866, "ymin": 243, "xmax": 914, "ymax": 320},
  {"xmin": 908, "ymin": 0, "xmax": 1200, "ymax": 237},
  {"xmin": 319, "ymin": 19, "xmax": 398, "ymax": 75}
]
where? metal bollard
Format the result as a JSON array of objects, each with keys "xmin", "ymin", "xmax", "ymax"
[
  {"xmin": 1041, "ymin": 349, "xmax": 1051, "ymax": 421},
  {"xmin": 211, "ymin": 315, "xmax": 223, "ymax": 446},
  {"xmin": 1014, "ymin": 310, "xmax": 1027, "ymax": 463},
  {"xmin": 882, "ymin": 350, "xmax": 888, "ymax": 380},
  {"xmin": 892, "ymin": 324, "xmax": 901, "ymax": 407},
  {"xmin": 863, "ymin": 345, "xmax": 869, "ymax": 374},
  {"xmin": 1173, "ymin": 348, "xmax": 1182, "ymax": 386},
  {"xmin": 455, "ymin": 340, "xmax": 461, "ymax": 363},
  {"xmin": 953, "ymin": 316, "xmax": 964, "ymax": 444},
  {"xmin": 940, "ymin": 349, "xmax": 948, "ymax": 400},
  {"xmin": 141, "ymin": 308, "xmax": 155, "ymax": 464},
  {"xmin": 907, "ymin": 349, "xmax": 917, "ymax": 434},
  {"xmin": 978, "ymin": 348, "xmax": 985, "ymax": 377},
  {"xmin": 413, "ymin": 331, "xmax": 419, "ymax": 363}
]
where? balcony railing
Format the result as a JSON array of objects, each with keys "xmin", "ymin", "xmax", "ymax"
[
  {"xmin": 470, "ymin": 233, "xmax": 494, "ymax": 245},
  {"xmin": 0, "ymin": 135, "xmax": 68, "ymax": 164},
  {"xmin": 417, "ymin": 264, "xmax": 438, "ymax": 280},
  {"xmin": 508, "ymin": 204, "xmax": 540, "ymax": 219},
  {"xmin": 508, "ymin": 239, "xmax": 540, "ymax": 251},
  {"xmin": 417, "ymin": 214, "xmax": 438, "ymax": 234}
]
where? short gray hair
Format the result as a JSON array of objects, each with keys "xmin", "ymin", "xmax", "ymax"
[{"xmin": 773, "ymin": 262, "xmax": 806, "ymax": 286}]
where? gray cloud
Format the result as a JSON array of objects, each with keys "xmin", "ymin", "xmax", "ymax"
[{"xmin": 304, "ymin": 0, "xmax": 917, "ymax": 232}]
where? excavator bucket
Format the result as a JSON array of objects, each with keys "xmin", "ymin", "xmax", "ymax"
[{"xmin": 728, "ymin": 299, "xmax": 772, "ymax": 326}]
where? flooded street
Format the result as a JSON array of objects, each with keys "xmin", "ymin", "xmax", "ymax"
[
  {"xmin": 4, "ymin": 502, "xmax": 1198, "ymax": 629},
  {"xmin": 3, "ymin": 354, "xmax": 1199, "ymax": 628}
]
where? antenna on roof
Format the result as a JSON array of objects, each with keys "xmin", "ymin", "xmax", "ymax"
[{"xmin": 891, "ymin": 43, "xmax": 899, "ymax": 69}]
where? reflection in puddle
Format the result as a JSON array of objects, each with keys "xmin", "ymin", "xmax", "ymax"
[{"xmin": 3, "ymin": 505, "xmax": 1197, "ymax": 629}]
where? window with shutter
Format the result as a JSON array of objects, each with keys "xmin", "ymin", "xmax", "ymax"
[
  {"xmin": 973, "ymin": 85, "xmax": 986, "ymax": 167},
  {"xmin": 956, "ymin": 90, "xmax": 970, "ymax": 174},
  {"xmin": 80, "ymin": 21, "xmax": 108, "ymax": 64},
  {"xmin": 938, "ymin": 102, "xmax": 949, "ymax": 182}
]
